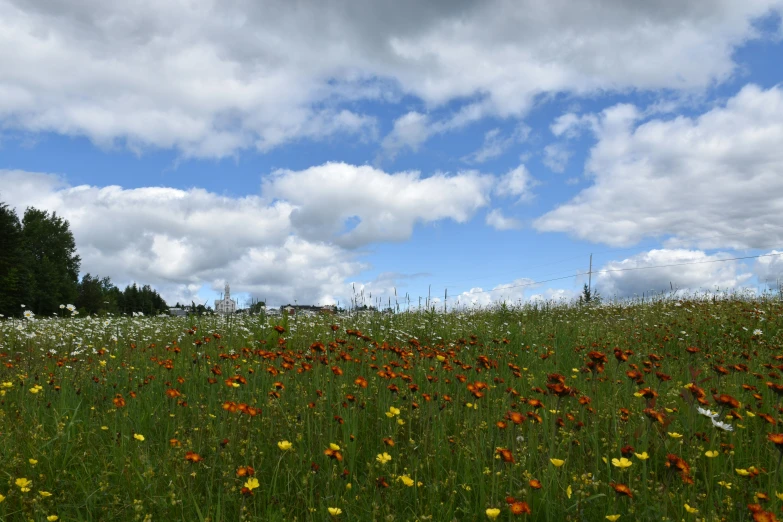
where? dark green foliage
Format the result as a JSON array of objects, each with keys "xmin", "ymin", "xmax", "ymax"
[
  {"xmin": 0, "ymin": 203, "xmax": 32, "ymax": 317},
  {"xmin": 1, "ymin": 200, "xmax": 168, "ymax": 316}
]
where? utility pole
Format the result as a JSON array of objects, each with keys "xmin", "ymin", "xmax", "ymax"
[
  {"xmin": 588, "ymin": 253, "xmax": 593, "ymax": 296},
  {"xmin": 444, "ymin": 288, "xmax": 447, "ymax": 313}
]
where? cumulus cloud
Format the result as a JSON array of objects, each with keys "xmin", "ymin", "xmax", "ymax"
[
  {"xmin": 494, "ymin": 164, "xmax": 534, "ymax": 202},
  {"xmin": 1, "ymin": 164, "xmax": 496, "ymax": 304},
  {"xmin": 754, "ymin": 250, "xmax": 783, "ymax": 287},
  {"xmin": 0, "ymin": 0, "xmax": 780, "ymax": 156},
  {"xmin": 593, "ymin": 249, "xmax": 753, "ymax": 299},
  {"xmin": 485, "ymin": 209, "xmax": 521, "ymax": 231},
  {"xmin": 535, "ymin": 85, "xmax": 783, "ymax": 249},
  {"xmin": 263, "ymin": 162, "xmax": 494, "ymax": 248}
]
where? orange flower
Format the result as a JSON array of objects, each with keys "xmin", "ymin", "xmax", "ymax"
[
  {"xmin": 236, "ymin": 466, "xmax": 255, "ymax": 477},
  {"xmin": 112, "ymin": 394, "xmax": 126, "ymax": 408},
  {"xmin": 185, "ymin": 451, "xmax": 203, "ymax": 463},
  {"xmin": 768, "ymin": 433, "xmax": 783, "ymax": 449},
  {"xmin": 324, "ymin": 448, "xmax": 344, "ymax": 461},
  {"xmin": 508, "ymin": 411, "xmax": 526, "ymax": 424},
  {"xmin": 610, "ymin": 482, "xmax": 633, "ymax": 498},
  {"xmin": 164, "ymin": 388, "xmax": 181, "ymax": 398},
  {"xmin": 713, "ymin": 393, "xmax": 740, "ymax": 409},
  {"xmin": 496, "ymin": 421, "xmax": 508, "ymax": 429},
  {"xmin": 354, "ymin": 376, "xmax": 368, "ymax": 388},
  {"xmin": 510, "ymin": 501, "xmax": 532, "ymax": 515},
  {"xmin": 496, "ymin": 448, "xmax": 515, "ymax": 463},
  {"xmin": 382, "ymin": 437, "xmax": 395, "ymax": 447},
  {"xmin": 529, "ymin": 479, "xmax": 542, "ymax": 490},
  {"xmin": 169, "ymin": 438, "xmax": 181, "ymax": 447},
  {"xmin": 273, "ymin": 325, "xmax": 285, "ymax": 334}
]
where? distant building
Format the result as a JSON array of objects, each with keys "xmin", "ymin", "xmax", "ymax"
[
  {"xmin": 169, "ymin": 307, "xmax": 190, "ymax": 317},
  {"xmin": 215, "ymin": 283, "xmax": 238, "ymax": 315}
]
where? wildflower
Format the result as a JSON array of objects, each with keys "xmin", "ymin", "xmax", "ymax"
[
  {"xmin": 376, "ymin": 452, "xmax": 392, "ymax": 465},
  {"xmin": 567, "ymin": 485, "xmax": 572, "ymax": 498},
  {"xmin": 496, "ymin": 448, "xmax": 514, "ymax": 463},
  {"xmin": 133, "ymin": 433, "xmax": 145, "ymax": 441},
  {"xmin": 47, "ymin": 516, "xmax": 59, "ymax": 522},
  {"xmin": 16, "ymin": 477, "xmax": 32, "ymax": 492},
  {"xmin": 753, "ymin": 329, "xmax": 763, "ymax": 336},
  {"xmin": 236, "ymin": 466, "xmax": 255, "ymax": 477},
  {"xmin": 610, "ymin": 482, "xmax": 633, "ymax": 498},
  {"xmin": 39, "ymin": 491, "xmax": 52, "ymax": 497},
  {"xmin": 0, "ymin": 494, "xmax": 4, "ymax": 502},
  {"xmin": 29, "ymin": 384, "xmax": 43, "ymax": 394},
  {"xmin": 486, "ymin": 508, "xmax": 501, "ymax": 519},
  {"xmin": 668, "ymin": 432, "xmax": 683, "ymax": 439},
  {"xmin": 397, "ymin": 418, "xmax": 405, "ymax": 425},
  {"xmin": 711, "ymin": 418, "xmax": 734, "ymax": 431},
  {"xmin": 776, "ymin": 492, "xmax": 783, "ymax": 501},
  {"xmin": 550, "ymin": 458, "xmax": 565, "ymax": 467},
  {"xmin": 606, "ymin": 516, "xmax": 621, "ymax": 522},
  {"xmin": 634, "ymin": 452, "xmax": 649, "ymax": 460},
  {"xmin": 612, "ymin": 458, "xmax": 632, "ymax": 469},
  {"xmin": 510, "ymin": 501, "xmax": 532, "ymax": 515},
  {"xmin": 329, "ymin": 443, "xmax": 341, "ymax": 451},
  {"xmin": 244, "ymin": 477, "xmax": 260, "ymax": 491},
  {"xmin": 185, "ymin": 452, "xmax": 203, "ymax": 463},
  {"xmin": 278, "ymin": 440, "xmax": 293, "ymax": 451},
  {"xmin": 398, "ymin": 475, "xmax": 414, "ymax": 487},
  {"xmin": 529, "ymin": 479, "xmax": 542, "ymax": 489},
  {"xmin": 768, "ymin": 433, "xmax": 783, "ymax": 449},
  {"xmin": 684, "ymin": 503, "xmax": 698, "ymax": 514},
  {"xmin": 697, "ymin": 407, "xmax": 718, "ymax": 418},
  {"xmin": 385, "ymin": 406, "xmax": 401, "ymax": 417},
  {"xmin": 29, "ymin": 458, "xmax": 38, "ymax": 465},
  {"xmin": 718, "ymin": 481, "xmax": 732, "ymax": 489},
  {"xmin": 705, "ymin": 450, "xmax": 719, "ymax": 458},
  {"xmin": 328, "ymin": 507, "xmax": 342, "ymax": 516},
  {"xmin": 736, "ymin": 468, "xmax": 751, "ymax": 476}
]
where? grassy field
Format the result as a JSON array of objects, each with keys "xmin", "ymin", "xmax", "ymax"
[{"xmin": 1, "ymin": 296, "xmax": 783, "ymax": 521}]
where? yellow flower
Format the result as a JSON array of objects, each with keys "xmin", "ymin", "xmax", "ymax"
[
  {"xmin": 611, "ymin": 458, "xmax": 633, "ymax": 469},
  {"xmin": 16, "ymin": 477, "xmax": 32, "ymax": 492},
  {"xmin": 329, "ymin": 443, "xmax": 341, "ymax": 451},
  {"xmin": 29, "ymin": 458, "xmax": 38, "ymax": 465},
  {"xmin": 436, "ymin": 355, "xmax": 446, "ymax": 362},
  {"xmin": 385, "ymin": 406, "xmax": 401, "ymax": 418},
  {"xmin": 47, "ymin": 516, "xmax": 59, "ymax": 521},
  {"xmin": 550, "ymin": 458, "xmax": 565, "ymax": 467},
  {"xmin": 602, "ymin": 456, "xmax": 608, "ymax": 464},
  {"xmin": 567, "ymin": 485, "xmax": 572, "ymax": 499},
  {"xmin": 776, "ymin": 492, "xmax": 783, "ymax": 501},
  {"xmin": 0, "ymin": 493, "xmax": 5, "ymax": 503},
  {"xmin": 668, "ymin": 432, "xmax": 683, "ymax": 439},
  {"xmin": 486, "ymin": 508, "xmax": 501, "ymax": 519},
  {"xmin": 133, "ymin": 433, "xmax": 145, "ymax": 441},
  {"xmin": 101, "ymin": 426, "xmax": 109, "ymax": 430},
  {"xmin": 99, "ymin": 360, "xmax": 107, "ymax": 367},
  {"xmin": 277, "ymin": 440, "xmax": 293, "ymax": 451},
  {"xmin": 39, "ymin": 491, "xmax": 53, "ymax": 498},
  {"xmin": 704, "ymin": 450, "xmax": 719, "ymax": 458},
  {"xmin": 29, "ymin": 384, "xmax": 43, "ymax": 394},
  {"xmin": 634, "ymin": 452, "xmax": 649, "ymax": 460},
  {"xmin": 746, "ymin": 411, "xmax": 755, "ymax": 417},
  {"xmin": 718, "ymin": 481, "xmax": 732, "ymax": 489},
  {"xmin": 397, "ymin": 418, "xmax": 405, "ymax": 425},
  {"xmin": 399, "ymin": 475, "xmax": 414, "ymax": 487},
  {"xmin": 376, "ymin": 452, "xmax": 392, "ymax": 465},
  {"xmin": 606, "ymin": 516, "xmax": 621, "ymax": 522},
  {"xmin": 328, "ymin": 507, "xmax": 342, "ymax": 516},
  {"xmin": 735, "ymin": 468, "xmax": 750, "ymax": 476},
  {"xmin": 1, "ymin": 382, "xmax": 12, "ymax": 388},
  {"xmin": 244, "ymin": 477, "xmax": 260, "ymax": 490},
  {"xmin": 684, "ymin": 503, "xmax": 698, "ymax": 514}
]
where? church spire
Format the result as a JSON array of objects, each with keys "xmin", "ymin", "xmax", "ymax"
[{"xmin": 225, "ymin": 282, "xmax": 230, "ymax": 299}]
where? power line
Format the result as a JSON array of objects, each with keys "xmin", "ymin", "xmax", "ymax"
[{"xmin": 451, "ymin": 251, "xmax": 783, "ymax": 296}]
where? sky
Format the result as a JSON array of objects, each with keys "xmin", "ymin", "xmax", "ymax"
[{"xmin": 2, "ymin": 0, "xmax": 783, "ymax": 310}]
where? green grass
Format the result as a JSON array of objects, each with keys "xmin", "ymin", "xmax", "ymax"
[{"xmin": 1, "ymin": 295, "xmax": 782, "ymax": 521}]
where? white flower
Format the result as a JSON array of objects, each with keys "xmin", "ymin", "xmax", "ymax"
[
  {"xmin": 697, "ymin": 407, "xmax": 718, "ymax": 419},
  {"xmin": 66, "ymin": 304, "xmax": 76, "ymax": 311},
  {"xmin": 23, "ymin": 310, "xmax": 35, "ymax": 319},
  {"xmin": 753, "ymin": 329, "xmax": 762, "ymax": 336},
  {"xmin": 711, "ymin": 418, "xmax": 734, "ymax": 431},
  {"xmin": 59, "ymin": 304, "xmax": 65, "ymax": 309}
]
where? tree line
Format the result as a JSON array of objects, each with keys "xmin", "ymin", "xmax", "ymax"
[{"xmin": 0, "ymin": 202, "xmax": 168, "ymax": 318}]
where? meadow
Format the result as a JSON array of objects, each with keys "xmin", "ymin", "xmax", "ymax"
[{"xmin": 1, "ymin": 296, "xmax": 782, "ymax": 521}]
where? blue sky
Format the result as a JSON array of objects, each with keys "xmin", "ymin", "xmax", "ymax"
[{"xmin": 2, "ymin": 1, "xmax": 783, "ymax": 309}]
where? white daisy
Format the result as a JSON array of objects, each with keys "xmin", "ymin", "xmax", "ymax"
[
  {"xmin": 711, "ymin": 418, "xmax": 734, "ymax": 431},
  {"xmin": 697, "ymin": 407, "xmax": 718, "ymax": 418}
]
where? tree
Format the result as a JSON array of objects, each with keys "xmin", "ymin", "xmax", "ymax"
[
  {"xmin": 0, "ymin": 203, "xmax": 32, "ymax": 317},
  {"xmin": 22, "ymin": 207, "xmax": 80, "ymax": 316},
  {"xmin": 579, "ymin": 283, "xmax": 601, "ymax": 305}
]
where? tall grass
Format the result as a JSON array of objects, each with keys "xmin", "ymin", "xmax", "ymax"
[{"xmin": 1, "ymin": 294, "xmax": 782, "ymax": 521}]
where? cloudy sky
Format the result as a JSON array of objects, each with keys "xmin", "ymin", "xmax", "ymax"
[{"xmin": 2, "ymin": 0, "xmax": 783, "ymax": 309}]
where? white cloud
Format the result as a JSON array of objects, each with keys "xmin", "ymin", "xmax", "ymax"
[
  {"xmin": 494, "ymin": 164, "xmax": 534, "ymax": 201},
  {"xmin": 535, "ymin": 85, "xmax": 783, "ymax": 249},
  {"xmin": 754, "ymin": 250, "xmax": 783, "ymax": 286},
  {"xmin": 485, "ymin": 209, "xmax": 521, "ymax": 231},
  {"xmin": 593, "ymin": 249, "xmax": 753, "ymax": 299},
  {"xmin": 0, "ymin": 0, "xmax": 780, "ymax": 156},
  {"xmin": 463, "ymin": 124, "xmax": 530, "ymax": 164},
  {"xmin": 379, "ymin": 112, "xmax": 433, "ymax": 159},
  {"xmin": 263, "ymin": 162, "xmax": 494, "ymax": 248},
  {"xmin": 542, "ymin": 143, "xmax": 572, "ymax": 173},
  {"xmin": 1, "ymin": 164, "xmax": 496, "ymax": 304}
]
